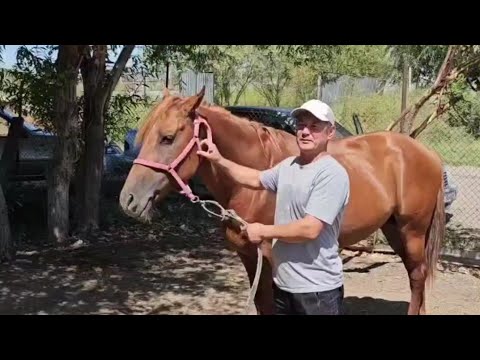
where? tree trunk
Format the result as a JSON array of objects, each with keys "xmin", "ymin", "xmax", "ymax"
[
  {"xmin": 76, "ymin": 45, "xmax": 134, "ymax": 232},
  {"xmin": 47, "ymin": 45, "xmax": 81, "ymax": 243},
  {"xmin": 0, "ymin": 183, "xmax": 13, "ymax": 262},
  {"xmin": 76, "ymin": 46, "xmax": 106, "ymax": 232},
  {"xmin": 73, "ymin": 137, "xmax": 86, "ymax": 230},
  {"xmin": 81, "ymin": 103, "xmax": 105, "ymax": 231}
]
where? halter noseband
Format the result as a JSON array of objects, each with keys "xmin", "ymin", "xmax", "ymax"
[{"xmin": 133, "ymin": 113, "xmax": 213, "ymax": 202}]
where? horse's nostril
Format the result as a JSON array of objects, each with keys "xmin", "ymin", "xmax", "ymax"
[{"xmin": 127, "ymin": 194, "xmax": 134, "ymax": 207}]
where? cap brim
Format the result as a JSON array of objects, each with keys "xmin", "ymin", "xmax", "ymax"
[{"xmin": 291, "ymin": 107, "xmax": 331, "ymax": 123}]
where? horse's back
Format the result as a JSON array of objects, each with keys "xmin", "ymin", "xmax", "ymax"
[
  {"xmin": 330, "ymin": 131, "xmax": 443, "ymax": 178},
  {"xmin": 326, "ymin": 131, "xmax": 444, "ymax": 244}
]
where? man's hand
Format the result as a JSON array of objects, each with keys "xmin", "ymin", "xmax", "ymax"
[
  {"xmin": 196, "ymin": 139, "xmax": 222, "ymax": 163},
  {"xmin": 244, "ymin": 215, "xmax": 325, "ymax": 245},
  {"xmin": 196, "ymin": 139, "xmax": 264, "ymax": 190},
  {"xmin": 245, "ymin": 222, "xmax": 267, "ymax": 244}
]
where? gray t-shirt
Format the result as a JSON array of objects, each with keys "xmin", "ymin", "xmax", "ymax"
[{"xmin": 260, "ymin": 155, "xmax": 350, "ymax": 293}]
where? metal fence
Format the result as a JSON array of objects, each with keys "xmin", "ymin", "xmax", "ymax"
[{"xmin": 116, "ymin": 68, "xmax": 214, "ymax": 104}]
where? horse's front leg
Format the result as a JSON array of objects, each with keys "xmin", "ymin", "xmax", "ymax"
[{"xmin": 237, "ymin": 250, "xmax": 274, "ymax": 315}]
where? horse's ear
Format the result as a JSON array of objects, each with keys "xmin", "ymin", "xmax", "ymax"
[
  {"xmin": 183, "ymin": 86, "xmax": 205, "ymax": 113},
  {"xmin": 163, "ymin": 87, "xmax": 171, "ymax": 98}
]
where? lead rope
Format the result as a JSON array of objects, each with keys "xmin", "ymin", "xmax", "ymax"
[{"xmin": 192, "ymin": 198, "xmax": 262, "ymax": 315}]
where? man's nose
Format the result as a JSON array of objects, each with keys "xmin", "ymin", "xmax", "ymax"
[{"xmin": 301, "ymin": 126, "xmax": 310, "ymax": 135}]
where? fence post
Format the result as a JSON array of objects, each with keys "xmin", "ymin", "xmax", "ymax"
[
  {"xmin": 317, "ymin": 75, "xmax": 322, "ymax": 101},
  {"xmin": 400, "ymin": 62, "xmax": 412, "ymax": 133}
]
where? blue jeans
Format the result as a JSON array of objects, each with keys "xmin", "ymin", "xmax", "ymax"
[{"xmin": 273, "ymin": 284, "xmax": 344, "ymax": 315}]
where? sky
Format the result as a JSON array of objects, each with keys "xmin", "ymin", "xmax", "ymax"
[
  {"xmin": 1, "ymin": 45, "xmax": 139, "ymax": 69},
  {"xmin": 2, "ymin": 45, "xmax": 24, "ymax": 68}
]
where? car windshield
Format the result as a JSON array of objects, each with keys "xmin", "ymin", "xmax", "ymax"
[
  {"xmin": 0, "ymin": 108, "xmax": 46, "ymax": 133},
  {"xmin": 23, "ymin": 122, "xmax": 42, "ymax": 132}
]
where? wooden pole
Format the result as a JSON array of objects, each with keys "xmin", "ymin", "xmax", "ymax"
[
  {"xmin": 317, "ymin": 75, "xmax": 322, "ymax": 100},
  {"xmin": 400, "ymin": 62, "xmax": 411, "ymax": 133}
]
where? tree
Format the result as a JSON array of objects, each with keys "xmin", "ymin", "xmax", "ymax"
[
  {"xmin": 388, "ymin": 45, "xmax": 449, "ymax": 86},
  {"xmin": 386, "ymin": 45, "xmax": 480, "ymax": 138},
  {"xmin": 75, "ymin": 45, "xmax": 135, "ymax": 233},
  {"xmin": 253, "ymin": 47, "xmax": 293, "ymax": 107},
  {"xmin": 0, "ymin": 45, "xmax": 82, "ymax": 243},
  {"xmin": 48, "ymin": 45, "xmax": 83, "ymax": 243},
  {"xmin": 1, "ymin": 45, "xmax": 228, "ymax": 242},
  {"xmin": 210, "ymin": 46, "xmax": 259, "ymax": 106},
  {"xmin": 251, "ymin": 45, "xmax": 394, "ymax": 107},
  {"xmin": 281, "ymin": 45, "xmax": 393, "ymax": 82}
]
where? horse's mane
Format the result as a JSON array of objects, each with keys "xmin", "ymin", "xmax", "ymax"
[{"xmin": 197, "ymin": 104, "xmax": 296, "ymax": 167}]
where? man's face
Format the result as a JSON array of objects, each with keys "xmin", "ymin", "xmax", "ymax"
[{"xmin": 295, "ymin": 112, "xmax": 336, "ymax": 153}]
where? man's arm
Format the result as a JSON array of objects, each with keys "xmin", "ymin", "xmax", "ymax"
[
  {"xmin": 254, "ymin": 215, "xmax": 325, "ymax": 243},
  {"xmin": 197, "ymin": 139, "xmax": 281, "ymax": 191},
  {"xmin": 215, "ymin": 157, "xmax": 263, "ymax": 190}
]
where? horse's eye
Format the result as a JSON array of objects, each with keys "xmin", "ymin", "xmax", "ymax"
[{"xmin": 161, "ymin": 135, "xmax": 175, "ymax": 145}]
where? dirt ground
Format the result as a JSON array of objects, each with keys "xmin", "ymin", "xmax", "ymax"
[
  {"xmin": 1, "ymin": 196, "xmax": 479, "ymax": 315},
  {"xmin": 342, "ymin": 250, "xmax": 480, "ymax": 315}
]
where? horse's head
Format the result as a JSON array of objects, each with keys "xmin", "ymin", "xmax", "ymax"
[{"xmin": 119, "ymin": 87, "xmax": 208, "ymax": 221}]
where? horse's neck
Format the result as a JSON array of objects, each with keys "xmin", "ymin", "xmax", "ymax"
[{"xmin": 196, "ymin": 106, "xmax": 268, "ymax": 205}]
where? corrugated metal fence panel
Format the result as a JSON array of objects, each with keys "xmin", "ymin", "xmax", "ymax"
[{"xmin": 180, "ymin": 69, "xmax": 214, "ymax": 103}]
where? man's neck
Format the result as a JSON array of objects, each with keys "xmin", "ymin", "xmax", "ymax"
[{"xmin": 298, "ymin": 149, "xmax": 329, "ymax": 165}]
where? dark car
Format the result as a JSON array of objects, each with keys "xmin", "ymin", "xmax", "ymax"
[
  {"xmin": 0, "ymin": 107, "xmax": 131, "ymax": 182},
  {"xmin": 223, "ymin": 105, "xmax": 353, "ymax": 138},
  {"xmin": 122, "ymin": 105, "xmax": 458, "ymax": 220}
]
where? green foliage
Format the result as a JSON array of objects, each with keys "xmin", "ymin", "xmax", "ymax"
[
  {"xmin": 285, "ymin": 65, "xmax": 318, "ymax": 105},
  {"xmin": 388, "ymin": 45, "xmax": 449, "ymax": 85},
  {"xmin": 1, "ymin": 46, "xmax": 59, "ymax": 133},
  {"xmin": 105, "ymin": 93, "xmax": 149, "ymax": 143},
  {"xmin": 211, "ymin": 45, "xmax": 258, "ymax": 106},
  {"xmin": 143, "ymin": 45, "xmax": 225, "ymax": 76},
  {"xmin": 447, "ymin": 78, "xmax": 480, "ymax": 138},
  {"xmin": 280, "ymin": 45, "xmax": 394, "ymax": 82},
  {"xmin": 252, "ymin": 47, "xmax": 293, "ymax": 107},
  {"xmin": 388, "ymin": 45, "xmax": 480, "ymax": 86}
]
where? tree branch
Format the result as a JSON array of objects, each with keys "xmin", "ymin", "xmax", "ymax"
[
  {"xmin": 409, "ymin": 102, "xmax": 450, "ymax": 139},
  {"xmin": 385, "ymin": 46, "xmax": 459, "ymax": 132},
  {"xmin": 102, "ymin": 45, "xmax": 135, "ymax": 104}
]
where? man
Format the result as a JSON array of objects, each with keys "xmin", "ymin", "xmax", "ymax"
[{"xmin": 197, "ymin": 99, "xmax": 350, "ymax": 315}]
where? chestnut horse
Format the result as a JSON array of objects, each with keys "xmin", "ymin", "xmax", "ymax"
[{"xmin": 119, "ymin": 88, "xmax": 445, "ymax": 315}]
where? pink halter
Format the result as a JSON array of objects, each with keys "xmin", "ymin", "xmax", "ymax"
[{"xmin": 133, "ymin": 113, "xmax": 212, "ymax": 202}]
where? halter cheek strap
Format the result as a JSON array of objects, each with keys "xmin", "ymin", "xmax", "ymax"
[{"xmin": 133, "ymin": 114, "xmax": 213, "ymax": 202}]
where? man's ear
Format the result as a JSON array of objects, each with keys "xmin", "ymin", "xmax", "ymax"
[{"xmin": 328, "ymin": 124, "xmax": 336, "ymax": 139}]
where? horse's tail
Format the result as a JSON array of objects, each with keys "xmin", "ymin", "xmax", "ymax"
[{"xmin": 425, "ymin": 173, "xmax": 445, "ymax": 286}]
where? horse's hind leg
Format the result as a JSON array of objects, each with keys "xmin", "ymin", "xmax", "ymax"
[
  {"xmin": 401, "ymin": 228, "xmax": 428, "ymax": 315},
  {"xmin": 381, "ymin": 218, "xmax": 427, "ymax": 315}
]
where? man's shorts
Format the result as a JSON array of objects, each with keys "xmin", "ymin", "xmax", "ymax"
[{"xmin": 273, "ymin": 283, "xmax": 344, "ymax": 315}]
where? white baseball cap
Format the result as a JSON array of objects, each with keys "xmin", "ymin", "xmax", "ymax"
[{"xmin": 291, "ymin": 99, "xmax": 336, "ymax": 125}]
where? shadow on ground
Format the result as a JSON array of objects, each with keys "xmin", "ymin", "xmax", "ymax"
[
  {"xmin": 344, "ymin": 296, "xmax": 409, "ymax": 315},
  {"xmin": 0, "ymin": 190, "xmax": 248, "ymax": 315}
]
